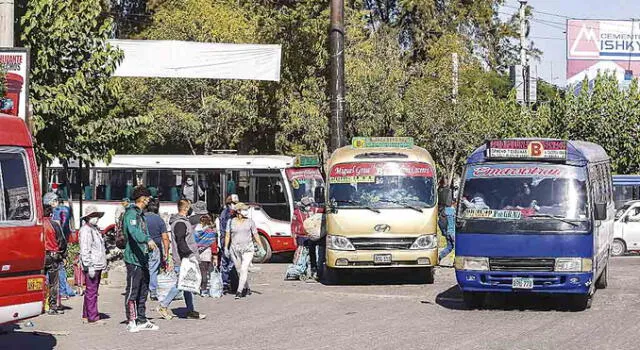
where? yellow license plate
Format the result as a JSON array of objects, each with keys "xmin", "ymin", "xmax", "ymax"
[{"xmin": 27, "ymin": 278, "xmax": 44, "ymax": 291}]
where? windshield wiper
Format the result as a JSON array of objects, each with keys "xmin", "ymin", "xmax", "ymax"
[
  {"xmin": 378, "ymin": 198, "xmax": 424, "ymax": 213},
  {"xmin": 333, "ymin": 199, "xmax": 381, "ymax": 213},
  {"xmin": 528, "ymin": 214, "xmax": 579, "ymax": 226}
]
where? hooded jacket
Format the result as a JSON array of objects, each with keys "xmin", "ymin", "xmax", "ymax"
[{"xmin": 169, "ymin": 213, "xmax": 199, "ymax": 266}]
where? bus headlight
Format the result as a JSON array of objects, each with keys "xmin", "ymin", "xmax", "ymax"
[
  {"xmin": 410, "ymin": 235, "xmax": 438, "ymax": 249},
  {"xmin": 326, "ymin": 235, "xmax": 355, "ymax": 251},
  {"xmin": 454, "ymin": 256, "xmax": 489, "ymax": 271},
  {"xmin": 555, "ymin": 258, "xmax": 592, "ymax": 272}
]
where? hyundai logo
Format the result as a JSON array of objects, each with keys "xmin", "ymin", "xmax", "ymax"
[{"xmin": 374, "ymin": 224, "xmax": 391, "ymax": 232}]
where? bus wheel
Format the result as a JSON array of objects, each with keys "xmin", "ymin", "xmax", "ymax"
[
  {"xmin": 596, "ymin": 263, "xmax": 608, "ymax": 289},
  {"xmin": 611, "ymin": 239, "xmax": 626, "ymax": 257},
  {"xmin": 462, "ymin": 291, "xmax": 485, "ymax": 310},
  {"xmin": 252, "ymin": 235, "xmax": 272, "ymax": 264},
  {"xmin": 568, "ymin": 294, "xmax": 592, "ymax": 311},
  {"xmin": 424, "ymin": 267, "xmax": 435, "ymax": 284}
]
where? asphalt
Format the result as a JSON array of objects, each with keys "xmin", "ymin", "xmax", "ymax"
[{"xmin": 1, "ymin": 256, "xmax": 640, "ymax": 350}]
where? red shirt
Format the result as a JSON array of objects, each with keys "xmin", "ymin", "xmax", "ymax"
[{"xmin": 44, "ymin": 217, "xmax": 60, "ymax": 252}]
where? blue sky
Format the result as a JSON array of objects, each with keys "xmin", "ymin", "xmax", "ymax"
[{"xmin": 500, "ymin": 0, "xmax": 640, "ymax": 86}]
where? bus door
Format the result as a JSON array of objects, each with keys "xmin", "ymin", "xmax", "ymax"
[{"xmin": 197, "ymin": 170, "xmax": 223, "ymax": 214}]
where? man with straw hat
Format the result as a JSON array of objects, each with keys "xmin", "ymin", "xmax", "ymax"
[{"xmin": 79, "ymin": 206, "xmax": 107, "ymax": 325}]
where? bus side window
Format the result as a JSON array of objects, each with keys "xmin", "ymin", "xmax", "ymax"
[{"xmin": 0, "ymin": 151, "xmax": 32, "ymax": 221}]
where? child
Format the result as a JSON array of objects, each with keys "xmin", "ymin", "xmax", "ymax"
[{"xmin": 193, "ymin": 215, "xmax": 218, "ymax": 296}]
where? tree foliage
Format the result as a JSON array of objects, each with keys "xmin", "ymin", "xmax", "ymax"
[{"xmin": 20, "ymin": 0, "xmax": 149, "ymax": 163}]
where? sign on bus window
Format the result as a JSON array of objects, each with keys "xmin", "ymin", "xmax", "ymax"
[{"xmin": 0, "ymin": 150, "xmax": 32, "ymax": 221}]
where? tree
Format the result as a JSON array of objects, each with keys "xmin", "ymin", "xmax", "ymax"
[{"xmin": 19, "ymin": 0, "xmax": 148, "ymax": 164}]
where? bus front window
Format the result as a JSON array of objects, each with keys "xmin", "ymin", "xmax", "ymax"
[
  {"xmin": 328, "ymin": 162, "xmax": 435, "ymax": 209},
  {"xmin": 459, "ymin": 164, "xmax": 588, "ymax": 221},
  {"xmin": 286, "ymin": 168, "xmax": 325, "ymax": 206}
]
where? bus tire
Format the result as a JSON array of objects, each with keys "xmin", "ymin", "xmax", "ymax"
[
  {"xmin": 596, "ymin": 263, "xmax": 608, "ymax": 289},
  {"xmin": 424, "ymin": 267, "xmax": 435, "ymax": 284},
  {"xmin": 252, "ymin": 235, "xmax": 272, "ymax": 264},
  {"xmin": 462, "ymin": 291, "xmax": 485, "ymax": 309},
  {"xmin": 611, "ymin": 239, "xmax": 626, "ymax": 257},
  {"xmin": 568, "ymin": 294, "xmax": 592, "ymax": 311}
]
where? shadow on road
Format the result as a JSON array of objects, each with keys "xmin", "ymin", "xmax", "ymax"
[
  {"xmin": 0, "ymin": 324, "xmax": 57, "ymax": 350},
  {"xmin": 321, "ymin": 268, "xmax": 434, "ymax": 286},
  {"xmin": 435, "ymin": 285, "xmax": 591, "ymax": 312}
]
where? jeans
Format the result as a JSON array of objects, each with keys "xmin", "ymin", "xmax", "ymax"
[
  {"xmin": 307, "ymin": 238, "xmax": 326, "ymax": 271},
  {"xmin": 220, "ymin": 246, "xmax": 236, "ymax": 289},
  {"xmin": 439, "ymin": 232, "xmax": 455, "ymax": 260},
  {"xmin": 83, "ymin": 269, "xmax": 101, "ymax": 322},
  {"xmin": 148, "ymin": 248, "xmax": 161, "ymax": 297},
  {"xmin": 124, "ymin": 263, "xmax": 150, "ymax": 323},
  {"xmin": 45, "ymin": 255, "xmax": 60, "ymax": 311},
  {"xmin": 230, "ymin": 245, "xmax": 254, "ymax": 293},
  {"xmin": 160, "ymin": 266, "xmax": 194, "ymax": 313},
  {"xmin": 59, "ymin": 267, "xmax": 75, "ymax": 297}
]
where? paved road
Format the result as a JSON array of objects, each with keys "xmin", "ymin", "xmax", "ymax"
[{"xmin": 2, "ymin": 256, "xmax": 640, "ymax": 350}]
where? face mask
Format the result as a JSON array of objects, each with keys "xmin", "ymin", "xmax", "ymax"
[
  {"xmin": 89, "ymin": 217, "xmax": 99, "ymax": 225},
  {"xmin": 239, "ymin": 210, "xmax": 249, "ymax": 217}
]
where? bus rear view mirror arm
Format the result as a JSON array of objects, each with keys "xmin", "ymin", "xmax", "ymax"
[{"xmin": 594, "ymin": 203, "xmax": 607, "ymax": 221}]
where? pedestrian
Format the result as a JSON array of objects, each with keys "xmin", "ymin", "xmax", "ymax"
[
  {"xmin": 43, "ymin": 192, "xmax": 68, "ymax": 315},
  {"xmin": 219, "ymin": 194, "xmax": 238, "ymax": 293},
  {"xmin": 194, "ymin": 214, "xmax": 218, "ymax": 295},
  {"xmin": 224, "ymin": 203, "xmax": 266, "ymax": 299},
  {"xmin": 122, "ymin": 186, "xmax": 159, "ymax": 332},
  {"xmin": 182, "ymin": 177, "xmax": 204, "ymax": 202},
  {"xmin": 114, "ymin": 197, "xmax": 130, "ymax": 226},
  {"xmin": 145, "ymin": 198, "xmax": 170, "ymax": 301},
  {"xmin": 79, "ymin": 206, "xmax": 107, "ymax": 325},
  {"xmin": 439, "ymin": 199, "xmax": 457, "ymax": 262},
  {"xmin": 53, "ymin": 196, "xmax": 75, "ymax": 301},
  {"xmin": 157, "ymin": 199, "xmax": 206, "ymax": 320}
]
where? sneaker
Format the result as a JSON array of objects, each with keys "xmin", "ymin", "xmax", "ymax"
[
  {"xmin": 234, "ymin": 292, "xmax": 242, "ymax": 300},
  {"xmin": 157, "ymin": 306, "xmax": 174, "ymax": 320},
  {"xmin": 47, "ymin": 309, "xmax": 64, "ymax": 315},
  {"xmin": 241, "ymin": 288, "xmax": 252, "ymax": 297},
  {"xmin": 186, "ymin": 311, "xmax": 206, "ymax": 320},
  {"xmin": 127, "ymin": 321, "xmax": 140, "ymax": 333},
  {"xmin": 138, "ymin": 321, "xmax": 159, "ymax": 331}
]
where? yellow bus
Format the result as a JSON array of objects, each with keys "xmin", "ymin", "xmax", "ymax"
[{"xmin": 324, "ymin": 137, "xmax": 439, "ymax": 283}]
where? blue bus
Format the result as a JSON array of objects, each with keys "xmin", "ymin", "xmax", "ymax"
[
  {"xmin": 454, "ymin": 139, "xmax": 614, "ymax": 311},
  {"xmin": 613, "ymin": 175, "xmax": 640, "ymax": 209}
]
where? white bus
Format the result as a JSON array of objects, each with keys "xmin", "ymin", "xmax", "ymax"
[{"xmin": 47, "ymin": 154, "xmax": 325, "ymax": 262}]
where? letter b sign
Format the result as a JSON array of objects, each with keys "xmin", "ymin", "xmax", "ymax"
[{"xmin": 528, "ymin": 142, "xmax": 543, "ymax": 157}]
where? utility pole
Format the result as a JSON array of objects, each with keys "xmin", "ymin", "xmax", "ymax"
[
  {"xmin": 0, "ymin": 0, "xmax": 14, "ymax": 47},
  {"xmin": 519, "ymin": 0, "xmax": 529, "ymax": 105},
  {"xmin": 329, "ymin": 0, "xmax": 346, "ymax": 152}
]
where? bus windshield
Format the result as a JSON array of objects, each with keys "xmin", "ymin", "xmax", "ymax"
[
  {"xmin": 328, "ymin": 162, "xmax": 435, "ymax": 209},
  {"xmin": 285, "ymin": 167, "xmax": 325, "ymax": 205},
  {"xmin": 459, "ymin": 163, "xmax": 589, "ymax": 221}
]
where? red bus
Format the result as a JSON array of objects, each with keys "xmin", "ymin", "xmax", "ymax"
[{"xmin": 0, "ymin": 114, "xmax": 45, "ymax": 324}]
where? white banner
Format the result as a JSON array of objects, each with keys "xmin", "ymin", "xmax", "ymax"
[{"xmin": 109, "ymin": 40, "xmax": 281, "ymax": 82}]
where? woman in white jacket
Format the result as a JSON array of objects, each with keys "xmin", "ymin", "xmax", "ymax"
[{"xmin": 79, "ymin": 206, "xmax": 107, "ymax": 325}]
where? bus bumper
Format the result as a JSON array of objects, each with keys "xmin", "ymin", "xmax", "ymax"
[
  {"xmin": 0, "ymin": 274, "xmax": 46, "ymax": 325},
  {"xmin": 455, "ymin": 270, "xmax": 593, "ymax": 294},
  {"xmin": 326, "ymin": 248, "xmax": 438, "ymax": 268}
]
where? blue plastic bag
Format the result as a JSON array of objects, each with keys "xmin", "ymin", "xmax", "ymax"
[{"xmin": 209, "ymin": 267, "xmax": 223, "ymax": 298}]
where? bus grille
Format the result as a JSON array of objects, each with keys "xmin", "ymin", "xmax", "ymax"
[
  {"xmin": 350, "ymin": 237, "xmax": 415, "ymax": 250},
  {"xmin": 489, "ymin": 258, "xmax": 555, "ymax": 272}
]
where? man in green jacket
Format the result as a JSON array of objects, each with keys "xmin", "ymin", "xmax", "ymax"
[{"xmin": 123, "ymin": 186, "xmax": 159, "ymax": 333}]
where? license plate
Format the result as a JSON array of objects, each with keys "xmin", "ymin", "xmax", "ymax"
[
  {"xmin": 27, "ymin": 278, "xmax": 43, "ymax": 291},
  {"xmin": 512, "ymin": 277, "xmax": 534, "ymax": 289},
  {"xmin": 374, "ymin": 254, "xmax": 392, "ymax": 264}
]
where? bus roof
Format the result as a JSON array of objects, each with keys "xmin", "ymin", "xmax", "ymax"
[
  {"xmin": 50, "ymin": 154, "xmax": 296, "ymax": 170},
  {"xmin": 467, "ymin": 139, "xmax": 609, "ymax": 166},
  {"xmin": 0, "ymin": 114, "xmax": 32, "ymax": 148},
  {"xmin": 613, "ymin": 175, "xmax": 640, "ymax": 185},
  {"xmin": 328, "ymin": 145, "xmax": 436, "ymax": 166}
]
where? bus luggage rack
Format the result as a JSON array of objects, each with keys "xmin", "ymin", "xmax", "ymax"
[
  {"xmin": 350, "ymin": 237, "xmax": 415, "ymax": 250},
  {"xmin": 489, "ymin": 258, "xmax": 555, "ymax": 272}
]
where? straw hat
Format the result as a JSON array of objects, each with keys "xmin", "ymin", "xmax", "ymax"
[{"xmin": 235, "ymin": 202, "xmax": 249, "ymax": 211}]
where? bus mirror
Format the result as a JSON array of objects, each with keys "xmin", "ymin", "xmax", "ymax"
[
  {"xmin": 439, "ymin": 188, "xmax": 452, "ymax": 206},
  {"xmin": 594, "ymin": 203, "xmax": 607, "ymax": 221},
  {"xmin": 314, "ymin": 186, "xmax": 325, "ymax": 204}
]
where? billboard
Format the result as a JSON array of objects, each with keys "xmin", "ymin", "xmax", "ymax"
[
  {"xmin": 0, "ymin": 48, "xmax": 29, "ymax": 120},
  {"xmin": 567, "ymin": 20, "xmax": 640, "ymax": 86}
]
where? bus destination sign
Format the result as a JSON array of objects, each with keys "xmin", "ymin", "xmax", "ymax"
[
  {"xmin": 486, "ymin": 140, "xmax": 567, "ymax": 160},
  {"xmin": 352, "ymin": 137, "xmax": 414, "ymax": 149}
]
